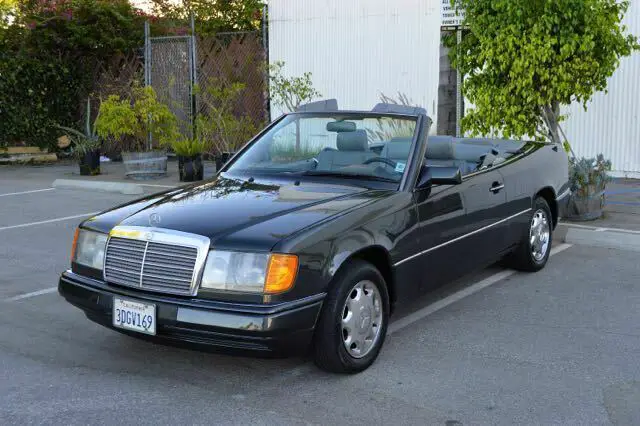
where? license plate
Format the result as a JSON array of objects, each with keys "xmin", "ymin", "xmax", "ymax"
[{"xmin": 113, "ymin": 297, "xmax": 156, "ymax": 336}]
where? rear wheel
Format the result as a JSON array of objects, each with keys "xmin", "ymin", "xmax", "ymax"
[
  {"xmin": 313, "ymin": 260, "xmax": 389, "ymax": 374},
  {"xmin": 504, "ymin": 196, "xmax": 553, "ymax": 272}
]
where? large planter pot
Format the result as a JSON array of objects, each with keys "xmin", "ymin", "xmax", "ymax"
[
  {"xmin": 78, "ymin": 149, "xmax": 100, "ymax": 176},
  {"xmin": 215, "ymin": 151, "xmax": 234, "ymax": 172},
  {"xmin": 121, "ymin": 150, "xmax": 168, "ymax": 180},
  {"xmin": 564, "ymin": 188, "xmax": 606, "ymax": 221},
  {"xmin": 178, "ymin": 154, "xmax": 204, "ymax": 182}
]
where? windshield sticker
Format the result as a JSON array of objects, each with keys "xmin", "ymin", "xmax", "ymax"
[{"xmin": 395, "ymin": 162, "xmax": 406, "ymax": 173}]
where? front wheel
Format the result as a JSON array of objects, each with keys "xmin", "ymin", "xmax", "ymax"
[
  {"xmin": 504, "ymin": 196, "xmax": 553, "ymax": 272},
  {"xmin": 313, "ymin": 260, "xmax": 390, "ymax": 374}
]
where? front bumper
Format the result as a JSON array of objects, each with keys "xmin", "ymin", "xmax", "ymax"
[{"xmin": 58, "ymin": 271, "xmax": 324, "ymax": 356}]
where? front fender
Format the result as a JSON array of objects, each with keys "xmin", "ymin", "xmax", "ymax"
[{"xmin": 274, "ymin": 192, "xmax": 418, "ymax": 300}]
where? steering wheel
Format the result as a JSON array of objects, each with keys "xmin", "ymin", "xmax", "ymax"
[{"xmin": 362, "ymin": 157, "xmax": 397, "ymax": 168}]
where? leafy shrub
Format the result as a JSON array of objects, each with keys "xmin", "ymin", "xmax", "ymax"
[
  {"xmin": 0, "ymin": 40, "xmax": 78, "ymax": 149},
  {"xmin": 95, "ymin": 85, "xmax": 180, "ymax": 152},
  {"xmin": 171, "ymin": 137, "xmax": 209, "ymax": 157},
  {"xmin": 569, "ymin": 154, "xmax": 613, "ymax": 198},
  {"xmin": 268, "ymin": 60, "xmax": 322, "ymax": 113},
  {"xmin": 196, "ymin": 81, "xmax": 264, "ymax": 155},
  {"xmin": 56, "ymin": 97, "xmax": 101, "ymax": 158},
  {"xmin": 0, "ymin": 0, "xmax": 143, "ymax": 150}
]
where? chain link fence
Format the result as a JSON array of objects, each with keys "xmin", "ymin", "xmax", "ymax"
[
  {"xmin": 196, "ymin": 32, "xmax": 268, "ymax": 126},
  {"xmin": 144, "ymin": 28, "xmax": 268, "ymax": 156},
  {"xmin": 148, "ymin": 35, "xmax": 195, "ymax": 141}
]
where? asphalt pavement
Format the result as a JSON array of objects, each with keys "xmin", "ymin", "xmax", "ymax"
[{"xmin": 1, "ymin": 167, "xmax": 640, "ymax": 425}]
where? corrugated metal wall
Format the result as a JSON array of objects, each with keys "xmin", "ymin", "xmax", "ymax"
[
  {"xmin": 268, "ymin": 0, "xmax": 441, "ymax": 123},
  {"xmin": 562, "ymin": 0, "xmax": 640, "ymax": 178},
  {"xmin": 269, "ymin": 0, "xmax": 640, "ymax": 176}
]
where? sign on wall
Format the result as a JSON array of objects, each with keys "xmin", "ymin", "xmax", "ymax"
[{"xmin": 441, "ymin": 0, "xmax": 466, "ymax": 28}]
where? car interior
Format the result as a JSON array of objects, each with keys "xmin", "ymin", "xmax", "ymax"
[
  {"xmin": 315, "ymin": 129, "xmax": 377, "ymax": 171},
  {"xmin": 278, "ymin": 101, "xmax": 527, "ymax": 180},
  {"xmin": 240, "ymin": 105, "xmax": 527, "ymax": 181},
  {"xmin": 317, "ymin": 128, "xmax": 524, "ymax": 177},
  {"xmin": 378, "ymin": 135, "xmax": 518, "ymax": 176}
]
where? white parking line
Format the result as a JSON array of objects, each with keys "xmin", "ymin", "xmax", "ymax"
[
  {"xmin": 4, "ymin": 287, "xmax": 58, "ymax": 302},
  {"xmin": 388, "ymin": 243, "xmax": 574, "ymax": 335},
  {"xmin": 0, "ymin": 188, "xmax": 55, "ymax": 197},
  {"xmin": 140, "ymin": 184, "xmax": 178, "ymax": 189},
  {"xmin": 0, "ymin": 212, "xmax": 100, "ymax": 232},
  {"xmin": 562, "ymin": 222, "xmax": 640, "ymax": 235}
]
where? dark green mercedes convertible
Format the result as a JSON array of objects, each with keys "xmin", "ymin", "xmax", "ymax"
[{"xmin": 59, "ymin": 100, "xmax": 570, "ymax": 374}]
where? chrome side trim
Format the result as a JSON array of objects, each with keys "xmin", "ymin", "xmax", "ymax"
[
  {"xmin": 394, "ymin": 208, "xmax": 532, "ymax": 267},
  {"xmin": 103, "ymin": 226, "xmax": 211, "ymax": 296},
  {"xmin": 557, "ymin": 188, "xmax": 571, "ymax": 200}
]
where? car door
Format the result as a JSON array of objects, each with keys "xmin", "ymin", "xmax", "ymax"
[
  {"xmin": 492, "ymin": 141, "xmax": 555, "ymax": 249},
  {"xmin": 411, "ymin": 168, "xmax": 509, "ymax": 290}
]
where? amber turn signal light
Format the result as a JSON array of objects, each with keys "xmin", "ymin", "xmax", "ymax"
[
  {"xmin": 70, "ymin": 228, "xmax": 80, "ymax": 263},
  {"xmin": 264, "ymin": 254, "xmax": 299, "ymax": 294}
]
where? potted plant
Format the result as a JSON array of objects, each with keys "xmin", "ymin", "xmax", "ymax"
[
  {"xmin": 95, "ymin": 85, "xmax": 179, "ymax": 179},
  {"xmin": 564, "ymin": 154, "xmax": 613, "ymax": 221},
  {"xmin": 196, "ymin": 82, "xmax": 263, "ymax": 171},
  {"xmin": 57, "ymin": 97, "xmax": 102, "ymax": 176},
  {"xmin": 171, "ymin": 136, "xmax": 209, "ymax": 182}
]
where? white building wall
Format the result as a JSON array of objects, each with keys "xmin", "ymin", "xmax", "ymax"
[
  {"xmin": 269, "ymin": 0, "xmax": 640, "ymax": 176},
  {"xmin": 268, "ymin": 0, "xmax": 442, "ymax": 124}
]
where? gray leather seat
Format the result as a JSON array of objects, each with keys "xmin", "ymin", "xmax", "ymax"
[
  {"xmin": 316, "ymin": 130, "xmax": 376, "ymax": 171},
  {"xmin": 380, "ymin": 137, "xmax": 412, "ymax": 161},
  {"xmin": 378, "ymin": 134, "xmax": 503, "ymax": 175},
  {"xmin": 426, "ymin": 136, "xmax": 493, "ymax": 175}
]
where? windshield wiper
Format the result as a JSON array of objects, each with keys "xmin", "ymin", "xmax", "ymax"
[{"xmin": 300, "ymin": 171, "xmax": 398, "ymax": 183}]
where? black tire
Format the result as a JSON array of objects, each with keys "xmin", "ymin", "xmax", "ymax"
[
  {"xmin": 313, "ymin": 259, "xmax": 390, "ymax": 374},
  {"xmin": 504, "ymin": 196, "xmax": 553, "ymax": 272}
]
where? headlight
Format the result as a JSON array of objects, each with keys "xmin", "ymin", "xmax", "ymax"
[
  {"xmin": 201, "ymin": 251, "xmax": 298, "ymax": 294},
  {"xmin": 71, "ymin": 229, "xmax": 108, "ymax": 270}
]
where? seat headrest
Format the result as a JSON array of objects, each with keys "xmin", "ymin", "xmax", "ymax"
[
  {"xmin": 383, "ymin": 137, "xmax": 413, "ymax": 159},
  {"xmin": 337, "ymin": 130, "xmax": 368, "ymax": 151},
  {"xmin": 426, "ymin": 135, "xmax": 455, "ymax": 160}
]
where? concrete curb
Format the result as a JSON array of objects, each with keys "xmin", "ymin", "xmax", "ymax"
[
  {"xmin": 555, "ymin": 223, "xmax": 640, "ymax": 253},
  {"xmin": 52, "ymin": 179, "xmax": 144, "ymax": 195}
]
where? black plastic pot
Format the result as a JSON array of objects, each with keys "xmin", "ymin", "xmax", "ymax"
[
  {"xmin": 215, "ymin": 151, "xmax": 234, "ymax": 172},
  {"xmin": 78, "ymin": 149, "xmax": 100, "ymax": 176},
  {"xmin": 178, "ymin": 154, "xmax": 204, "ymax": 182}
]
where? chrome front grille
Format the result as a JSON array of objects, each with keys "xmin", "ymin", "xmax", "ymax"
[{"xmin": 104, "ymin": 228, "xmax": 209, "ymax": 296}]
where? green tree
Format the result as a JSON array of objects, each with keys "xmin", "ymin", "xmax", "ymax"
[
  {"xmin": 446, "ymin": 0, "xmax": 639, "ymax": 150},
  {"xmin": 268, "ymin": 60, "xmax": 322, "ymax": 113},
  {"xmin": 95, "ymin": 85, "xmax": 180, "ymax": 152},
  {"xmin": 148, "ymin": 0, "xmax": 264, "ymax": 34},
  {"xmin": 0, "ymin": 0, "xmax": 17, "ymax": 28},
  {"xmin": 0, "ymin": 0, "xmax": 144, "ymax": 149}
]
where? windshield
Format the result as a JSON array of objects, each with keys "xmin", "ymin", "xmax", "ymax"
[{"xmin": 226, "ymin": 113, "xmax": 418, "ymax": 184}]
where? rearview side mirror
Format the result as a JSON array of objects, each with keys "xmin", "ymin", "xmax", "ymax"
[{"xmin": 415, "ymin": 165, "xmax": 463, "ymax": 190}]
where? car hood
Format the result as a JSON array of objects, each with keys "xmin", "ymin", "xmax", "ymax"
[{"xmin": 82, "ymin": 175, "xmax": 389, "ymax": 251}]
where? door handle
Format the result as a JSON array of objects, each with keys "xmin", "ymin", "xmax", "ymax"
[{"xmin": 490, "ymin": 183, "xmax": 505, "ymax": 193}]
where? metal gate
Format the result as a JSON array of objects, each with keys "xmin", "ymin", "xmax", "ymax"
[
  {"xmin": 144, "ymin": 23, "xmax": 196, "ymax": 144},
  {"xmin": 142, "ymin": 20, "xmax": 269, "ymax": 154}
]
